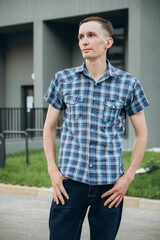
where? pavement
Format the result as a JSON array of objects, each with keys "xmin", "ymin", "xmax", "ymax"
[{"xmin": 0, "ymin": 184, "xmax": 160, "ymax": 240}]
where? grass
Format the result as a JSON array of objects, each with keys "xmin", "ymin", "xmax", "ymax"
[
  {"xmin": 0, "ymin": 148, "xmax": 160, "ymax": 199},
  {"xmin": 122, "ymin": 151, "xmax": 160, "ymax": 199}
]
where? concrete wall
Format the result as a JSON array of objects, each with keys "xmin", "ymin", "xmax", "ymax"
[
  {"xmin": 72, "ymin": 29, "xmax": 84, "ymax": 67},
  {"xmin": 33, "ymin": 21, "xmax": 44, "ymax": 108},
  {"xmin": 0, "ymin": 0, "xmax": 131, "ymax": 25},
  {"xmin": 43, "ymin": 22, "xmax": 73, "ymax": 107},
  {"xmin": 140, "ymin": 0, "xmax": 160, "ymax": 148},
  {"xmin": 5, "ymin": 32, "xmax": 33, "ymax": 107},
  {"xmin": 34, "ymin": 21, "xmax": 75, "ymax": 107}
]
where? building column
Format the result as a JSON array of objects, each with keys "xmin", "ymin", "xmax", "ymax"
[
  {"xmin": 0, "ymin": 37, "xmax": 5, "ymax": 107},
  {"xmin": 123, "ymin": 1, "xmax": 142, "ymax": 149},
  {"xmin": 33, "ymin": 20, "xmax": 44, "ymax": 107}
]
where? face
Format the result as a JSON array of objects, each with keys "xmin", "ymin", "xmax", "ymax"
[{"xmin": 78, "ymin": 21, "xmax": 112, "ymax": 60}]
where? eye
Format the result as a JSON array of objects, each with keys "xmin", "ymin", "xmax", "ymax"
[
  {"xmin": 78, "ymin": 35, "xmax": 84, "ymax": 40},
  {"xmin": 89, "ymin": 33, "xmax": 95, "ymax": 37}
]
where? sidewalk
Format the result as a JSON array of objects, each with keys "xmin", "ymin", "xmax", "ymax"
[
  {"xmin": 0, "ymin": 183, "xmax": 160, "ymax": 211},
  {"xmin": 0, "ymin": 184, "xmax": 160, "ymax": 240}
]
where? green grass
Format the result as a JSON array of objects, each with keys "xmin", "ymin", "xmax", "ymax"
[
  {"xmin": 122, "ymin": 151, "xmax": 160, "ymax": 199},
  {"xmin": 0, "ymin": 147, "xmax": 59, "ymax": 188},
  {"xmin": 0, "ymin": 148, "xmax": 160, "ymax": 199}
]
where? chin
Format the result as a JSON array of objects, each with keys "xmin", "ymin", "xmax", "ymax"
[{"xmin": 82, "ymin": 54, "xmax": 94, "ymax": 60}]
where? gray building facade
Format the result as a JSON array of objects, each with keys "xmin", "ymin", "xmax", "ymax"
[{"xmin": 0, "ymin": 0, "xmax": 159, "ymax": 149}]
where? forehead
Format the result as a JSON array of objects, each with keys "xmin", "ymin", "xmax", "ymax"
[{"xmin": 79, "ymin": 21, "xmax": 104, "ymax": 34}]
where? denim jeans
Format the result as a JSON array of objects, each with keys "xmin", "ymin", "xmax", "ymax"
[{"xmin": 49, "ymin": 179, "xmax": 123, "ymax": 240}]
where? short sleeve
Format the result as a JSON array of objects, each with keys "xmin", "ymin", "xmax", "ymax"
[
  {"xmin": 125, "ymin": 79, "xmax": 149, "ymax": 116},
  {"xmin": 44, "ymin": 75, "xmax": 66, "ymax": 110}
]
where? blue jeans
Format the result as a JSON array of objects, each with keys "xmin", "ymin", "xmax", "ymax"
[{"xmin": 49, "ymin": 179, "xmax": 123, "ymax": 240}]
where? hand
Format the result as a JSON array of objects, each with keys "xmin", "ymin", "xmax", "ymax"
[
  {"xmin": 49, "ymin": 167, "xmax": 69, "ymax": 205},
  {"xmin": 101, "ymin": 174, "xmax": 131, "ymax": 208}
]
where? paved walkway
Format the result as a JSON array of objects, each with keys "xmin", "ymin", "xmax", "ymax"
[{"xmin": 0, "ymin": 192, "xmax": 160, "ymax": 240}]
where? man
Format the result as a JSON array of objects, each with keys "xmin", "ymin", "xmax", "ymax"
[{"xmin": 43, "ymin": 16, "xmax": 149, "ymax": 240}]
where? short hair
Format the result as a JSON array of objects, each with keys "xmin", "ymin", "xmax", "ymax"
[{"xmin": 79, "ymin": 16, "xmax": 113, "ymax": 37}]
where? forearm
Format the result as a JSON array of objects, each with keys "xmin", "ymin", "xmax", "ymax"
[
  {"xmin": 101, "ymin": 111, "xmax": 148, "ymax": 208},
  {"xmin": 124, "ymin": 130, "xmax": 148, "ymax": 183},
  {"xmin": 43, "ymin": 126, "xmax": 58, "ymax": 173}
]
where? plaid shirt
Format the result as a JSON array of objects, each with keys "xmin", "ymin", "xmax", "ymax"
[{"xmin": 44, "ymin": 60, "xmax": 149, "ymax": 185}]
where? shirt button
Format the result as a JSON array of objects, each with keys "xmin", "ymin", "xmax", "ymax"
[
  {"xmin": 90, "ymin": 145, "xmax": 93, "ymax": 148},
  {"xmin": 95, "ymin": 83, "xmax": 97, "ymax": 86},
  {"xmin": 91, "ymin": 129, "xmax": 94, "ymax": 132},
  {"xmin": 92, "ymin": 113, "xmax": 94, "ymax": 116},
  {"xmin": 89, "ymin": 164, "xmax": 93, "ymax": 167},
  {"xmin": 93, "ymin": 97, "xmax": 96, "ymax": 100},
  {"xmin": 112, "ymin": 105, "xmax": 115, "ymax": 108}
]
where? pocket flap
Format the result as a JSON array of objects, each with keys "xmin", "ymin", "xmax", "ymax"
[
  {"xmin": 66, "ymin": 95, "xmax": 83, "ymax": 104},
  {"xmin": 104, "ymin": 100, "xmax": 124, "ymax": 109}
]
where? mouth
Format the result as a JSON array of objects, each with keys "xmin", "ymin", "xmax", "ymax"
[{"xmin": 83, "ymin": 48, "xmax": 91, "ymax": 52}]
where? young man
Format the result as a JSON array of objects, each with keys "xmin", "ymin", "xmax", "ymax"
[{"xmin": 43, "ymin": 16, "xmax": 149, "ymax": 240}]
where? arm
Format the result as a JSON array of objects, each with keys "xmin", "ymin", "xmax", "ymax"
[
  {"xmin": 43, "ymin": 104, "xmax": 69, "ymax": 205},
  {"xmin": 101, "ymin": 110, "xmax": 148, "ymax": 208}
]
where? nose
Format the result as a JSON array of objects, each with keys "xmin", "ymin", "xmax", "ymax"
[{"xmin": 82, "ymin": 36, "xmax": 88, "ymax": 45}]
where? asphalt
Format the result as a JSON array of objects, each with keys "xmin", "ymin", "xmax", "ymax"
[{"xmin": 0, "ymin": 191, "xmax": 160, "ymax": 240}]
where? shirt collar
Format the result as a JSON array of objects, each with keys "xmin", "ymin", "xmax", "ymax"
[
  {"xmin": 76, "ymin": 59, "xmax": 117, "ymax": 80},
  {"xmin": 106, "ymin": 59, "xmax": 117, "ymax": 78}
]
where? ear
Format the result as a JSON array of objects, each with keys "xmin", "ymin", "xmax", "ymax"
[{"xmin": 105, "ymin": 37, "xmax": 114, "ymax": 50}]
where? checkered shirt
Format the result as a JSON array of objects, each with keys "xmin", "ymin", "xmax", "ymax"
[{"xmin": 44, "ymin": 60, "xmax": 149, "ymax": 185}]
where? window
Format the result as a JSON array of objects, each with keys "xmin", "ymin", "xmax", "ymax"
[
  {"xmin": 108, "ymin": 27, "xmax": 125, "ymax": 70},
  {"xmin": 108, "ymin": 26, "xmax": 128, "ymax": 138}
]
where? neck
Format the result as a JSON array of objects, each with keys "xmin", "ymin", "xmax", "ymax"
[{"xmin": 85, "ymin": 58, "xmax": 107, "ymax": 81}]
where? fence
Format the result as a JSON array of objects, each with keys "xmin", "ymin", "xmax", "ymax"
[
  {"xmin": 0, "ymin": 108, "xmax": 46, "ymax": 138},
  {"xmin": 0, "ymin": 108, "xmax": 63, "ymax": 139},
  {"xmin": 0, "ymin": 108, "xmax": 64, "ymax": 168}
]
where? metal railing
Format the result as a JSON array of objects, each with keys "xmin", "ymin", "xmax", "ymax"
[
  {"xmin": 2, "ymin": 130, "xmax": 29, "ymax": 167},
  {"xmin": 0, "ymin": 133, "xmax": 5, "ymax": 168},
  {"xmin": 0, "ymin": 107, "xmax": 64, "ymax": 168},
  {"xmin": 0, "ymin": 108, "xmax": 46, "ymax": 138},
  {"xmin": 0, "ymin": 108, "xmax": 63, "ymax": 139},
  {"xmin": 0, "ymin": 127, "xmax": 63, "ymax": 168}
]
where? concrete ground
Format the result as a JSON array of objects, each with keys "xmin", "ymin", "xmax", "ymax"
[{"xmin": 0, "ymin": 192, "xmax": 160, "ymax": 240}]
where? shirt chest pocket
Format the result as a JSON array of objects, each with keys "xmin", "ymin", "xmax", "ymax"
[
  {"xmin": 103, "ymin": 100, "xmax": 124, "ymax": 125},
  {"xmin": 65, "ymin": 95, "xmax": 83, "ymax": 120}
]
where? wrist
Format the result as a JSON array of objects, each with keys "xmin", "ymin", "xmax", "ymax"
[
  {"xmin": 48, "ymin": 162, "xmax": 58, "ymax": 175},
  {"xmin": 124, "ymin": 172, "xmax": 135, "ymax": 184}
]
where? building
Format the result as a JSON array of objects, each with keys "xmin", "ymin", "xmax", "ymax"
[{"xmin": 0, "ymin": 0, "xmax": 159, "ymax": 150}]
